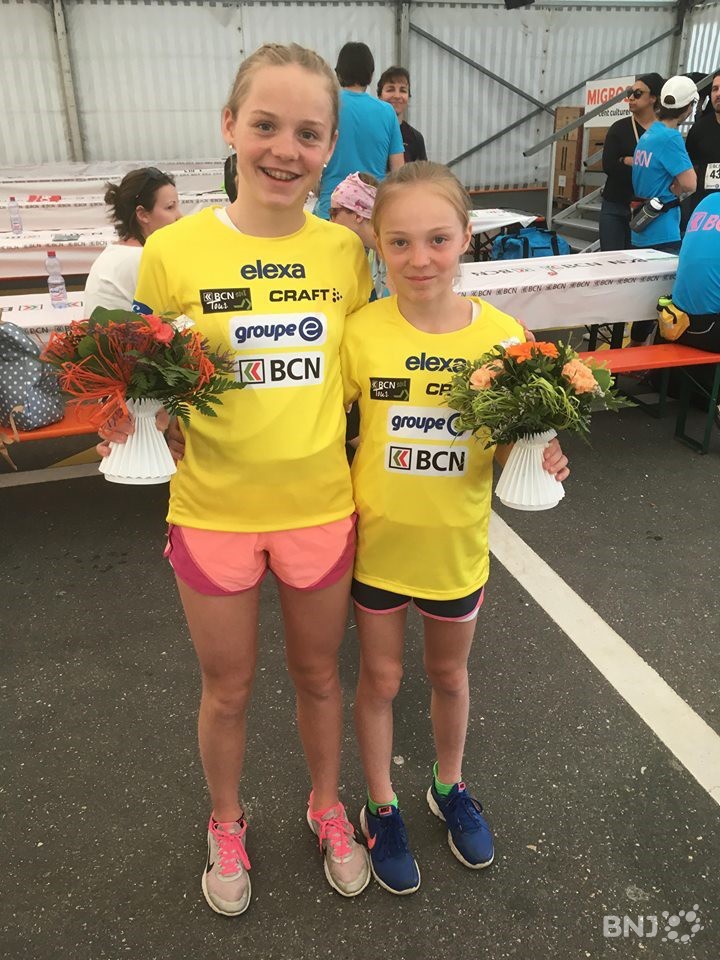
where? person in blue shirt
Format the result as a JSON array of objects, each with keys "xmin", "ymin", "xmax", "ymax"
[
  {"xmin": 630, "ymin": 75, "xmax": 698, "ymax": 345},
  {"xmin": 661, "ymin": 192, "xmax": 720, "ymax": 400},
  {"xmin": 314, "ymin": 42, "xmax": 404, "ymax": 220}
]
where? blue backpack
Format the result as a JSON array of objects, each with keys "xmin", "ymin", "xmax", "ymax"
[{"xmin": 491, "ymin": 226, "xmax": 571, "ymax": 260}]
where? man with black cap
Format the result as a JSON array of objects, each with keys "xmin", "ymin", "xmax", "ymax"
[
  {"xmin": 684, "ymin": 70, "xmax": 720, "ymax": 217},
  {"xmin": 600, "ymin": 73, "xmax": 663, "ymax": 250},
  {"xmin": 629, "ymin": 75, "xmax": 698, "ymax": 345}
]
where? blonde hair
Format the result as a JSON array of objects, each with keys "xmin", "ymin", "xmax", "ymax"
[
  {"xmin": 224, "ymin": 43, "xmax": 340, "ymax": 135},
  {"xmin": 371, "ymin": 161, "xmax": 471, "ymax": 235}
]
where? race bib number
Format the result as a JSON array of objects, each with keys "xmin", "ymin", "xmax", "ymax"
[{"xmin": 705, "ymin": 163, "xmax": 720, "ymax": 189}]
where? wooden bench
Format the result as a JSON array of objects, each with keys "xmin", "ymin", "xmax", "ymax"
[
  {"xmin": 579, "ymin": 344, "xmax": 720, "ymax": 454},
  {"xmin": 0, "ymin": 404, "xmax": 98, "ymax": 469}
]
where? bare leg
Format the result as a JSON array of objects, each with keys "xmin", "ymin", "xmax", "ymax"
[
  {"xmin": 176, "ymin": 577, "xmax": 260, "ymax": 822},
  {"xmin": 423, "ymin": 616, "xmax": 477, "ymax": 785},
  {"xmin": 278, "ymin": 569, "xmax": 352, "ymax": 810},
  {"xmin": 353, "ymin": 606, "xmax": 407, "ymax": 803}
]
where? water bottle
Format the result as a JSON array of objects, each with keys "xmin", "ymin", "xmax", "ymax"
[
  {"xmin": 8, "ymin": 196, "xmax": 23, "ymax": 235},
  {"xmin": 45, "ymin": 250, "xmax": 68, "ymax": 309},
  {"xmin": 629, "ymin": 197, "xmax": 664, "ymax": 233}
]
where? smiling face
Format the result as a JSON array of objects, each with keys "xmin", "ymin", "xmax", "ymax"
[
  {"xmin": 375, "ymin": 184, "xmax": 471, "ymax": 303},
  {"xmin": 222, "ymin": 63, "xmax": 337, "ymax": 213},
  {"xmin": 380, "ymin": 77, "xmax": 410, "ymax": 120}
]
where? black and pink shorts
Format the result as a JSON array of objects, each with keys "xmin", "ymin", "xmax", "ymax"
[{"xmin": 351, "ymin": 579, "xmax": 485, "ymax": 623}]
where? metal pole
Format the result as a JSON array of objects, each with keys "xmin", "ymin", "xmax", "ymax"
[
  {"xmin": 525, "ymin": 85, "xmax": 634, "ymax": 156},
  {"xmin": 51, "ymin": 0, "xmax": 84, "ymax": 162},
  {"xmin": 447, "ymin": 24, "xmax": 679, "ymax": 169},
  {"xmin": 409, "ymin": 23, "xmax": 554, "ymax": 115},
  {"xmin": 669, "ymin": 0, "xmax": 692, "ymax": 75},
  {"xmin": 397, "ymin": 2, "xmax": 410, "ymax": 68}
]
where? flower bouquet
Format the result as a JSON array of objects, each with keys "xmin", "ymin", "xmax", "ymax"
[
  {"xmin": 447, "ymin": 339, "xmax": 632, "ymax": 510},
  {"xmin": 42, "ymin": 308, "xmax": 242, "ymax": 484}
]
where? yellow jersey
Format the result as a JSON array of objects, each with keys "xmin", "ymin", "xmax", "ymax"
[
  {"xmin": 341, "ymin": 295, "xmax": 524, "ymax": 599},
  {"xmin": 134, "ymin": 207, "xmax": 372, "ymax": 531}
]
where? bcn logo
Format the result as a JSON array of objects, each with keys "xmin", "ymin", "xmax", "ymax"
[
  {"xmin": 387, "ymin": 405, "xmax": 469, "ymax": 440},
  {"xmin": 237, "ymin": 352, "xmax": 324, "ymax": 388},
  {"xmin": 232, "ymin": 313, "xmax": 326, "ymax": 349},
  {"xmin": 386, "ymin": 443, "xmax": 468, "ymax": 476}
]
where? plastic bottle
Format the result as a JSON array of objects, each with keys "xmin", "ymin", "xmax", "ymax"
[
  {"xmin": 8, "ymin": 196, "xmax": 23, "ymax": 235},
  {"xmin": 45, "ymin": 250, "xmax": 68, "ymax": 308},
  {"xmin": 629, "ymin": 197, "xmax": 664, "ymax": 233}
]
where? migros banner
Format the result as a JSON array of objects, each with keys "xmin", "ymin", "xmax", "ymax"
[{"xmin": 584, "ymin": 77, "xmax": 634, "ymax": 129}]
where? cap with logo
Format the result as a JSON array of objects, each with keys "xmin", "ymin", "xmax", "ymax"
[{"xmin": 660, "ymin": 75, "xmax": 699, "ymax": 109}]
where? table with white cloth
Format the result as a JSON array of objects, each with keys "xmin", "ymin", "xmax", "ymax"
[
  {"xmin": 0, "ymin": 227, "xmax": 115, "ymax": 284},
  {"xmin": 456, "ymin": 247, "xmax": 678, "ymax": 346},
  {"xmin": 0, "ymin": 292, "xmax": 84, "ymax": 343},
  {"xmin": 0, "ymin": 160, "xmax": 223, "ymax": 202},
  {"xmin": 1, "ymin": 191, "xmax": 227, "ymax": 232},
  {"xmin": 468, "ymin": 208, "xmax": 539, "ymax": 260}
]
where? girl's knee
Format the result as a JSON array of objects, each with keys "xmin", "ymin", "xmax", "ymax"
[
  {"xmin": 287, "ymin": 660, "xmax": 339, "ymax": 699},
  {"xmin": 202, "ymin": 674, "xmax": 254, "ymax": 719},
  {"xmin": 359, "ymin": 660, "xmax": 403, "ymax": 702},
  {"xmin": 425, "ymin": 663, "xmax": 468, "ymax": 696}
]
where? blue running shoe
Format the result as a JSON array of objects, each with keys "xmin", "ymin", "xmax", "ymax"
[
  {"xmin": 427, "ymin": 780, "xmax": 494, "ymax": 869},
  {"xmin": 359, "ymin": 804, "xmax": 421, "ymax": 895}
]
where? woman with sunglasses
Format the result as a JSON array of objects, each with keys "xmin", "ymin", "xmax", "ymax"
[
  {"xmin": 599, "ymin": 73, "xmax": 663, "ymax": 251},
  {"xmin": 83, "ymin": 167, "xmax": 182, "ymax": 316}
]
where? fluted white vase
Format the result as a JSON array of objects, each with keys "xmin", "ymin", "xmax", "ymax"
[
  {"xmin": 99, "ymin": 398, "xmax": 176, "ymax": 485},
  {"xmin": 494, "ymin": 428, "xmax": 564, "ymax": 511}
]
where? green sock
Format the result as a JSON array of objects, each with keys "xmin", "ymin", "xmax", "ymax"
[
  {"xmin": 433, "ymin": 761, "xmax": 457, "ymax": 796},
  {"xmin": 367, "ymin": 792, "xmax": 398, "ymax": 815}
]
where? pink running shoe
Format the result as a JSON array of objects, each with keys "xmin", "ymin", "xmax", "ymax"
[
  {"xmin": 201, "ymin": 815, "xmax": 252, "ymax": 916},
  {"xmin": 306, "ymin": 792, "xmax": 371, "ymax": 897}
]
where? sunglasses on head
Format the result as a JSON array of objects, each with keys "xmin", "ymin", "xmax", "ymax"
[
  {"xmin": 135, "ymin": 167, "xmax": 167, "ymax": 202},
  {"xmin": 627, "ymin": 89, "xmax": 646, "ymax": 100}
]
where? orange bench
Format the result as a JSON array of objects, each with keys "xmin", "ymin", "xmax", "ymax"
[
  {"xmin": 0, "ymin": 404, "xmax": 98, "ymax": 469},
  {"xmin": 579, "ymin": 344, "xmax": 720, "ymax": 454}
]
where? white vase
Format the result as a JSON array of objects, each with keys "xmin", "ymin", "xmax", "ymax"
[
  {"xmin": 99, "ymin": 398, "xmax": 177, "ymax": 485},
  {"xmin": 494, "ymin": 428, "xmax": 564, "ymax": 511}
]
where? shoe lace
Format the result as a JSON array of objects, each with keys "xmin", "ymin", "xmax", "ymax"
[
  {"xmin": 374, "ymin": 812, "xmax": 410, "ymax": 862},
  {"xmin": 213, "ymin": 819, "xmax": 251, "ymax": 875},
  {"xmin": 311, "ymin": 807, "xmax": 353, "ymax": 862},
  {"xmin": 445, "ymin": 792, "xmax": 485, "ymax": 835}
]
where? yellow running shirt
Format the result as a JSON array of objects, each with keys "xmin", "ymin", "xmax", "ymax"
[
  {"xmin": 341, "ymin": 296, "xmax": 524, "ymax": 599},
  {"xmin": 134, "ymin": 207, "xmax": 371, "ymax": 531}
]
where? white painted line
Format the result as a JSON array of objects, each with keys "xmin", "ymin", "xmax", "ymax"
[
  {"xmin": 489, "ymin": 510, "xmax": 720, "ymax": 807},
  {"xmin": 0, "ymin": 463, "xmax": 101, "ymax": 488}
]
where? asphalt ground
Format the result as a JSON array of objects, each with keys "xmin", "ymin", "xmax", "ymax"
[{"xmin": 2, "ymin": 402, "xmax": 719, "ymax": 960}]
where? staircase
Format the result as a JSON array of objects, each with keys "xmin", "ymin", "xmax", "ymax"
[{"xmin": 552, "ymin": 186, "xmax": 602, "ymax": 252}]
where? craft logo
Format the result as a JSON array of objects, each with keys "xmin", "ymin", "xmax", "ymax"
[
  {"xmin": 200, "ymin": 288, "xmax": 252, "ymax": 313},
  {"xmin": 231, "ymin": 313, "xmax": 327, "ymax": 349},
  {"xmin": 240, "ymin": 259, "xmax": 306, "ymax": 281},
  {"xmin": 269, "ymin": 288, "xmax": 343, "ymax": 303},
  {"xmin": 603, "ymin": 905, "xmax": 704, "ymax": 944},
  {"xmin": 405, "ymin": 353, "xmax": 468, "ymax": 373},
  {"xmin": 236, "ymin": 352, "xmax": 323, "ymax": 388},
  {"xmin": 388, "ymin": 405, "xmax": 469, "ymax": 441},
  {"xmin": 369, "ymin": 377, "xmax": 411, "ymax": 401},
  {"xmin": 386, "ymin": 443, "xmax": 468, "ymax": 476}
]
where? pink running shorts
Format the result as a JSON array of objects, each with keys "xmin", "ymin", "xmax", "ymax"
[{"xmin": 164, "ymin": 515, "xmax": 356, "ymax": 595}]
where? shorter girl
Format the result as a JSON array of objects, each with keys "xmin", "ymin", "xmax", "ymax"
[
  {"xmin": 84, "ymin": 167, "xmax": 182, "ymax": 315},
  {"xmin": 341, "ymin": 161, "xmax": 569, "ymax": 895},
  {"xmin": 329, "ymin": 172, "xmax": 388, "ymax": 300}
]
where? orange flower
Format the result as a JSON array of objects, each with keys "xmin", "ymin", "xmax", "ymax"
[
  {"xmin": 505, "ymin": 341, "xmax": 559, "ymax": 363},
  {"xmin": 562, "ymin": 358, "xmax": 597, "ymax": 394},
  {"xmin": 469, "ymin": 362, "xmax": 502, "ymax": 390},
  {"xmin": 145, "ymin": 314, "xmax": 175, "ymax": 345}
]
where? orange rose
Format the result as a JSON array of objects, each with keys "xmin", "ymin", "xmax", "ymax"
[
  {"xmin": 562, "ymin": 358, "xmax": 597, "ymax": 394},
  {"xmin": 505, "ymin": 341, "xmax": 559, "ymax": 364},
  {"xmin": 145, "ymin": 314, "xmax": 175, "ymax": 345},
  {"xmin": 469, "ymin": 362, "xmax": 502, "ymax": 390}
]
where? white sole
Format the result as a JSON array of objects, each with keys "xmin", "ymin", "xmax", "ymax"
[
  {"xmin": 306, "ymin": 807, "xmax": 371, "ymax": 898},
  {"xmin": 426, "ymin": 787, "xmax": 494, "ymax": 870},
  {"xmin": 359, "ymin": 806, "xmax": 421, "ymax": 896}
]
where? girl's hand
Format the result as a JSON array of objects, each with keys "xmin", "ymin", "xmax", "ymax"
[
  {"xmin": 518, "ymin": 319, "xmax": 536, "ymax": 343},
  {"xmin": 165, "ymin": 416, "xmax": 185, "ymax": 462},
  {"xmin": 543, "ymin": 437, "xmax": 570, "ymax": 482},
  {"xmin": 96, "ymin": 408, "xmax": 172, "ymax": 458}
]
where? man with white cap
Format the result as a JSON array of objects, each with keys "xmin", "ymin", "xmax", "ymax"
[{"xmin": 629, "ymin": 75, "xmax": 698, "ymax": 344}]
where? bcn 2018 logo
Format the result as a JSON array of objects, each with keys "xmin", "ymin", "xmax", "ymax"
[{"xmin": 231, "ymin": 313, "xmax": 327, "ymax": 349}]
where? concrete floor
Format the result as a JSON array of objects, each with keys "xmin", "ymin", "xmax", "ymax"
[{"xmin": 2, "ymin": 405, "xmax": 719, "ymax": 960}]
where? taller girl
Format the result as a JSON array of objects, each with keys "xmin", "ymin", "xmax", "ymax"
[{"xmin": 131, "ymin": 44, "xmax": 372, "ymax": 914}]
